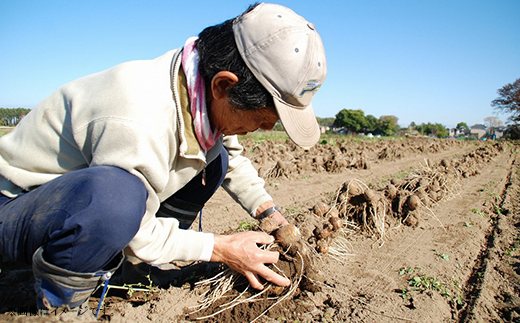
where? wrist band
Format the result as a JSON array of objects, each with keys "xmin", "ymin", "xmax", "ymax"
[{"xmin": 257, "ymin": 206, "xmax": 280, "ymax": 220}]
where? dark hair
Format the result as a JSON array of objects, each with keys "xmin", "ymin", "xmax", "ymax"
[{"xmin": 196, "ymin": 4, "xmax": 274, "ymax": 111}]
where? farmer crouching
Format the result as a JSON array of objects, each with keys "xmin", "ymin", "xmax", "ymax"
[{"xmin": 0, "ymin": 3, "xmax": 326, "ymax": 314}]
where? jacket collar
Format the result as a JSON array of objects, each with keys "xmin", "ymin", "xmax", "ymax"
[{"xmin": 170, "ymin": 49, "xmax": 206, "ymax": 160}]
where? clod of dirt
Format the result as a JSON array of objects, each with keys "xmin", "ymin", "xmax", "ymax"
[
  {"xmin": 391, "ymin": 178, "xmax": 402, "ymax": 186},
  {"xmin": 431, "ymin": 181, "xmax": 441, "ymax": 192},
  {"xmin": 403, "ymin": 213, "xmax": 419, "ymax": 227}
]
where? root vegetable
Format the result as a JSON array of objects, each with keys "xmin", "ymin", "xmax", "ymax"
[
  {"xmin": 329, "ymin": 216, "xmax": 343, "ymax": 231},
  {"xmin": 344, "ymin": 180, "xmax": 363, "ymax": 196},
  {"xmin": 316, "ymin": 240, "xmax": 329, "ymax": 254},
  {"xmin": 274, "ymin": 224, "xmax": 301, "ymax": 247},
  {"xmin": 328, "ymin": 207, "xmax": 339, "ymax": 218},
  {"xmin": 417, "ymin": 190, "xmax": 431, "ymax": 206},
  {"xmin": 259, "ymin": 217, "xmax": 278, "ymax": 234},
  {"xmin": 407, "ymin": 195, "xmax": 421, "ymax": 211},
  {"xmin": 314, "ymin": 226, "xmax": 332, "ymax": 240},
  {"xmin": 363, "ymin": 189, "xmax": 378, "ymax": 203},
  {"xmin": 338, "ymin": 192, "xmax": 349, "ymax": 203},
  {"xmin": 313, "ymin": 202, "xmax": 329, "ymax": 217},
  {"xmin": 386, "ymin": 183, "xmax": 398, "ymax": 199}
]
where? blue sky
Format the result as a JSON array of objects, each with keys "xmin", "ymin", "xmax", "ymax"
[{"xmin": 1, "ymin": 0, "xmax": 519, "ymax": 128}]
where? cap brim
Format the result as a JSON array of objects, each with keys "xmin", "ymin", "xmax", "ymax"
[{"xmin": 274, "ymin": 99, "xmax": 320, "ymax": 149}]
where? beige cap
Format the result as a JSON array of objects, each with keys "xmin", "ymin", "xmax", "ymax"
[{"xmin": 233, "ymin": 3, "xmax": 327, "ymax": 149}]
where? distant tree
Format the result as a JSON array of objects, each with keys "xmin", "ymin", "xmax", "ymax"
[
  {"xmin": 272, "ymin": 120, "xmax": 284, "ymax": 131},
  {"xmin": 434, "ymin": 124, "xmax": 449, "ymax": 138},
  {"xmin": 456, "ymin": 122, "xmax": 469, "ymax": 131},
  {"xmin": 491, "ymin": 78, "xmax": 520, "ymax": 123},
  {"xmin": 376, "ymin": 115, "xmax": 399, "ymax": 136},
  {"xmin": 484, "ymin": 116, "xmax": 503, "ymax": 137},
  {"xmin": 484, "ymin": 116, "xmax": 503, "ymax": 129},
  {"xmin": 334, "ymin": 109, "xmax": 367, "ymax": 133},
  {"xmin": 415, "ymin": 122, "xmax": 448, "ymax": 138},
  {"xmin": 0, "ymin": 107, "xmax": 31, "ymax": 126},
  {"xmin": 504, "ymin": 124, "xmax": 520, "ymax": 139},
  {"xmin": 364, "ymin": 115, "xmax": 378, "ymax": 133}
]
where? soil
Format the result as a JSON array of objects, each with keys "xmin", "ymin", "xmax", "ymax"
[{"xmin": 1, "ymin": 137, "xmax": 519, "ymax": 322}]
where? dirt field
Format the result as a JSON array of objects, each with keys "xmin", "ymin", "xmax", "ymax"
[{"xmin": 1, "ymin": 137, "xmax": 519, "ymax": 322}]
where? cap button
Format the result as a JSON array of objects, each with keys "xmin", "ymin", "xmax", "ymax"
[{"xmin": 307, "ymin": 23, "xmax": 315, "ymax": 30}]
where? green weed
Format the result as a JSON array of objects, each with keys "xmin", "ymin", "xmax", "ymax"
[
  {"xmin": 397, "ymin": 266, "xmax": 463, "ymax": 306},
  {"xmin": 237, "ymin": 220, "xmax": 257, "ymax": 232},
  {"xmin": 471, "ymin": 208, "xmax": 485, "ymax": 217},
  {"xmin": 504, "ymin": 235, "xmax": 520, "ymax": 257},
  {"xmin": 432, "ymin": 249, "xmax": 450, "ymax": 261},
  {"xmin": 107, "ymin": 274, "xmax": 159, "ymax": 303}
]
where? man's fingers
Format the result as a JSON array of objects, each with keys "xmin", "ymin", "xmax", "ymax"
[
  {"xmin": 250, "ymin": 231, "xmax": 275, "ymax": 245},
  {"xmin": 251, "ymin": 247, "xmax": 279, "ymax": 265},
  {"xmin": 244, "ymin": 271, "xmax": 264, "ymax": 290},
  {"xmin": 255, "ymin": 265, "xmax": 291, "ymax": 288}
]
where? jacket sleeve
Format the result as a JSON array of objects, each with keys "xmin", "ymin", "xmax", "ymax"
[
  {"xmin": 79, "ymin": 118, "xmax": 213, "ymax": 265},
  {"xmin": 221, "ymin": 135, "xmax": 273, "ymax": 214}
]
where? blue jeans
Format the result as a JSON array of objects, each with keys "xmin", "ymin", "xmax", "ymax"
[{"xmin": 0, "ymin": 147, "xmax": 228, "ymax": 273}]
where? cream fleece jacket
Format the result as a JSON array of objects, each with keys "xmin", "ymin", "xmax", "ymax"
[{"xmin": 0, "ymin": 49, "xmax": 273, "ymax": 265}]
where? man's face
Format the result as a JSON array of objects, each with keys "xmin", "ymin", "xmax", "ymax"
[{"xmin": 209, "ymin": 99, "xmax": 279, "ymax": 136}]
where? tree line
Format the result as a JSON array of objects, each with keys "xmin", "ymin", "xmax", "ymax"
[
  {"xmin": 331, "ymin": 109, "xmax": 400, "ymax": 136},
  {"xmin": 318, "ymin": 110, "xmax": 451, "ymax": 138},
  {"xmin": 314, "ymin": 77, "xmax": 520, "ymax": 139},
  {"xmin": 0, "ymin": 107, "xmax": 31, "ymax": 126}
]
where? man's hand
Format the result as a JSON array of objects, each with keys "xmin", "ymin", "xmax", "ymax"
[{"xmin": 211, "ymin": 232, "xmax": 291, "ymax": 290}]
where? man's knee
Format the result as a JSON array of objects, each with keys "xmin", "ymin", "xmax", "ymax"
[{"xmin": 71, "ymin": 166, "xmax": 148, "ymax": 245}]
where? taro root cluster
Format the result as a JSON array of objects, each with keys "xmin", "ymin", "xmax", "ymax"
[
  {"xmin": 241, "ymin": 137, "xmax": 487, "ymax": 181},
  {"xmin": 308, "ymin": 142, "xmax": 505, "ymax": 245},
  {"xmin": 310, "ymin": 203, "xmax": 344, "ymax": 254}
]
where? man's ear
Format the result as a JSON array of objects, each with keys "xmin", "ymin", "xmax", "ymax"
[{"xmin": 211, "ymin": 71, "xmax": 239, "ymax": 100}]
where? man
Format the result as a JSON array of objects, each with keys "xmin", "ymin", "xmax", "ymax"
[{"xmin": 0, "ymin": 3, "xmax": 326, "ymax": 311}]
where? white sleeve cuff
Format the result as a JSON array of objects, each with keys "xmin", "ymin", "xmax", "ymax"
[{"xmin": 199, "ymin": 233, "xmax": 215, "ymax": 262}]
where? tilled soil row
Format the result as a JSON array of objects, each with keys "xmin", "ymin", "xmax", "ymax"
[{"xmin": 458, "ymin": 147, "xmax": 520, "ymax": 323}]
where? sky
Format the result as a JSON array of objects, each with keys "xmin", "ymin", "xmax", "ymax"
[{"xmin": 1, "ymin": 0, "xmax": 519, "ymax": 128}]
